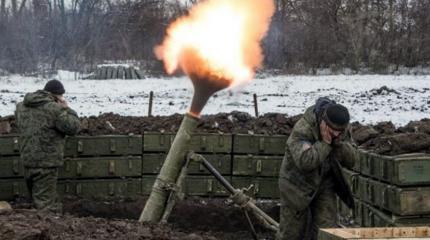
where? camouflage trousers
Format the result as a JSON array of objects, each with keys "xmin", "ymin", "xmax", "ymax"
[
  {"xmin": 276, "ymin": 186, "xmax": 337, "ymax": 240},
  {"xmin": 24, "ymin": 167, "xmax": 62, "ymax": 213}
]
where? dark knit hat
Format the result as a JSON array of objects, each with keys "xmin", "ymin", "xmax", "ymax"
[
  {"xmin": 44, "ymin": 79, "xmax": 65, "ymax": 95},
  {"xmin": 322, "ymin": 104, "xmax": 350, "ymax": 131}
]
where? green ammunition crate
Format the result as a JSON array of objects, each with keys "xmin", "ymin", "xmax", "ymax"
[
  {"xmin": 0, "ymin": 135, "xmax": 20, "ymax": 156},
  {"xmin": 359, "ymin": 152, "xmax": 430, "ymax": 186},
  {"xmin": 184, "ymin": 176, "xmax": 230, "ymax": 197},
  {"xmin": 0, "ymin": 179, "xmax": 28, "ymax": 200},
  {"xmin": 358, "ymin": 176, "xmax": 430, "ymax": 216},
  {"xmin": 341, "ymin": 168, "xmax": 360, "ymax": 197},
  {"xmin": 233, "ymin": 134, "xmax": 287, "ymax": 155},
  {"xmin": 358, "ymin": 150, "xmax": 379, "ymax": 179},
  {"xmin": 143, "ymin": 133, "xmax": 232, "ymax": 153},
  {"xmin": 59, "ymin": 178, "xmax": 142, "ymax": 200},
  {"xmin": 0, "ymin": 156, "xmax": 23, "ymax": 178},
  {"xmin": 358, "ymin": 201, "xmax": 430, "ymax": 227},
  {"xmin": 64, "ymin": 135, "xmax": 143, "ymax": 157},
  {"xmin": 60, "ymin": 156, "xmax": 142, "ymax": 179},
  {"xmin": 231, "ymin": 177, "xmax": 279, "ymax": 199},
  {"xmin": 142, "ymin": 154, "xmax": 231, "ymax": 175},
  {"xmin": 232, "ymin": 155, "xmax": 282, "ymax": 177},
  {"xmin": 319, "ymin": 226, "xmax": 430, "ymax": 240}
]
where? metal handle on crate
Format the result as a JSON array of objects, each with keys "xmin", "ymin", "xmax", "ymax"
[
  {"xmin": 77, "ymin": 162, "xmax": 82, "ymax": 176},
  {"xmin": 207, "ymin": 179, "xmax": 213, "ymax": 193},
  {"xmin": 13, "ymin": 137, "xmax": 19, "ymax": 152},
  {"xmin": 77, "ymin": 140, "xmax": 83, "ymax": 153},
  {"xmin": 12, "ymin": 158, "xmax": 19, "ymax": 174},
  {"xmin": 258, "ymin": 138, "xmax": 265, "ymax": 152},
  {"xmin": 110, "ymin": 139, "xmax": 116, "ymax": 152},
  {"xmin": 200, "ymin": 136, "xmax": 207, "ymax": 151},
  {"xmin": 256, "ymin": 160, "xmax": 262, "ymax": 174},
  {"xmin": 109, "ymin": 160, "xmax": 115, "ymax": 175}
]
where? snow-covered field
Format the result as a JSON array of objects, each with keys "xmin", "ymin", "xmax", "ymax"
[{"xmin": 0, "ymin": 74, "xmax": 429, "ymax": 126}]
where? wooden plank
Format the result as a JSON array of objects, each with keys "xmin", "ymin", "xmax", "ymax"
[{"xmin": 319, "ymin": 227, "xmax": 430, "ymax": 239}]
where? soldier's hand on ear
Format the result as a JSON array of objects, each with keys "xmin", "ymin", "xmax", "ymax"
[
  {"xmin": 320, "ymin": 120, "xmax": 332, "ymax": 144},
  {"xmin": 56, "ymin": 96, "xmax": 68, "ymax": 108}
]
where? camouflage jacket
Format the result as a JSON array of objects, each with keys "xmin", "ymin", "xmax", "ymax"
[
  {"xmin": 279, "ymin": 105, "xmax": 358, "ymax": 210},
  {"xmin": 15, "ymin": 90, "xmax": 80, "ymax": 168}
]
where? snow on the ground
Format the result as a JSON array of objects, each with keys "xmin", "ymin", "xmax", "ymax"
[{"xmin": 0, "ymin": 74, "xmax": 429, "ymax": 126}]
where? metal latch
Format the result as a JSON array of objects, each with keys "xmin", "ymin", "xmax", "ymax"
[
  {"xmin": 128, "ymin": 157, "xmax": 133, "ymax": 170},
  {"xmin": 200, "ymin": 136, "xmax": 207, "ymax": 151},
  {"xmin": 159, "ymin": 134, "xmax": 165, "ymax": 146},
  {"xmin": 13, "ymin": 137, "xmax": 19, "ymax": 152},
  {"xmin": 76, "ymin": 162, "xmax": 82, "ymax": 176},
  {"xmin": 256, "ymin": 160, "xmax": 262, "ymax": 174},
  {"xmin": 247, "ymin": 154, "xmax": 253, "ymax": 169},
  {"xmin": 65, "ymin": 183, "xmax": 70, "ymax": 193},
  {"xmin": 77, "ymin": 140, "xmax": 83, "ymax": 153},
  {"xmin": 110, "ymin": 139, "xmax": 116, "ymax": 152},
  {"xmin": 109, "ymin": 160, "xmax": 115, "ymax": 175},
  {"xmin": 254, "ymin": 182, "xmax": 260, "ymax": 195},
  {"xmin": 258, "ymin": 138, "xmax": 265, "ymax": 153},
  {"xmin": 207, "ymin": 179, "xmax": 213, "ymax": 193},
  {"xmin": 12, "ymin": 158, "xmax": 19, "ymax": 174}
]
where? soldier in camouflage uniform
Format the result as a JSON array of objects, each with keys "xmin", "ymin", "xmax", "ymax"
[
  {"xmin": 15, "ymin": 80, "xmax": 80, "ymax": 213},
  {"xmin": 277, "ymin": 97, "xmax": 358, "ymax": 240}
]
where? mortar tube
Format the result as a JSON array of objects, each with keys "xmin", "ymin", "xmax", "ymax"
[{"xmin": 139, "ymin": 113, "xmax": 199, "ymax": 223}]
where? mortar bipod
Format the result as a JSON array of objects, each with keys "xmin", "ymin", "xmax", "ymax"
[{"xmin": 187, "ymin": 152, "xmax": 280, "ymax": 236}]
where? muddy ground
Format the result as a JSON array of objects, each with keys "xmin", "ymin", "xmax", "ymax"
[
  {"xmin": 2, "ymin": 112, "xmax": 430, "ymax": 155},
  {"xmin": 1, "ymin": 197, "xmax": 277, "ymax": 240}
]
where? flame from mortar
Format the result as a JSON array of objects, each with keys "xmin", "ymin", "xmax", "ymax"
[{"xmin": 155, "ymin": 0, "xmax": 275, "ymax": 116}]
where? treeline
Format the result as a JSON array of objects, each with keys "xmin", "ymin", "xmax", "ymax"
[{"xmin": 0, "ymin": 0, "xmax": 429, "ymax": 75}]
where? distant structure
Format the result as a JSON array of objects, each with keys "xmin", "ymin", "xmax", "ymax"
[{"xmin": 92, "ymin": 65, "xmax": 144, "ymax": 79}]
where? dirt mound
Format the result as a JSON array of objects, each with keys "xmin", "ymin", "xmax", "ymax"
[
  {"xmin": 74, "ymin": 112, "xmax": 296, "ymax": 136},
  {"xmin": 5, "ymin": 197, "xmax": 277, "ymax": 240},
  {"xmin": 359, "ymin": 132, "xmax": 430, "ymax": 155},
  {"xmin": 0, "ymin": 209, "xmax": 217, "ymax": 240},
  {"xmin": 2, "ymin": 112, "xmax": 430, "ymax": 155}
]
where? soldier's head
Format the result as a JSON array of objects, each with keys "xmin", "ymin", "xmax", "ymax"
[
  {"xmin": 44, "ymin": 79, "xmax": 65, "ymax": 97},
  {"xmin": 321, "ymin": 103, "xmax": 350, "ymax": 137}
]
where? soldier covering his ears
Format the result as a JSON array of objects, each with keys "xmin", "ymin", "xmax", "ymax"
[
  {"xmin": 15, "ymin": 79, "xmax": 80, "ymax": 213},
  {"xmin": 277, "ymin": 97, "xmax": 358, "ymax": 240}
]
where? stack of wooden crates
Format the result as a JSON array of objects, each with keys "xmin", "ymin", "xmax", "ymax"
[{"xmin": 339, "ymin": 151, "xmax": 430, "ymax": 227}]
